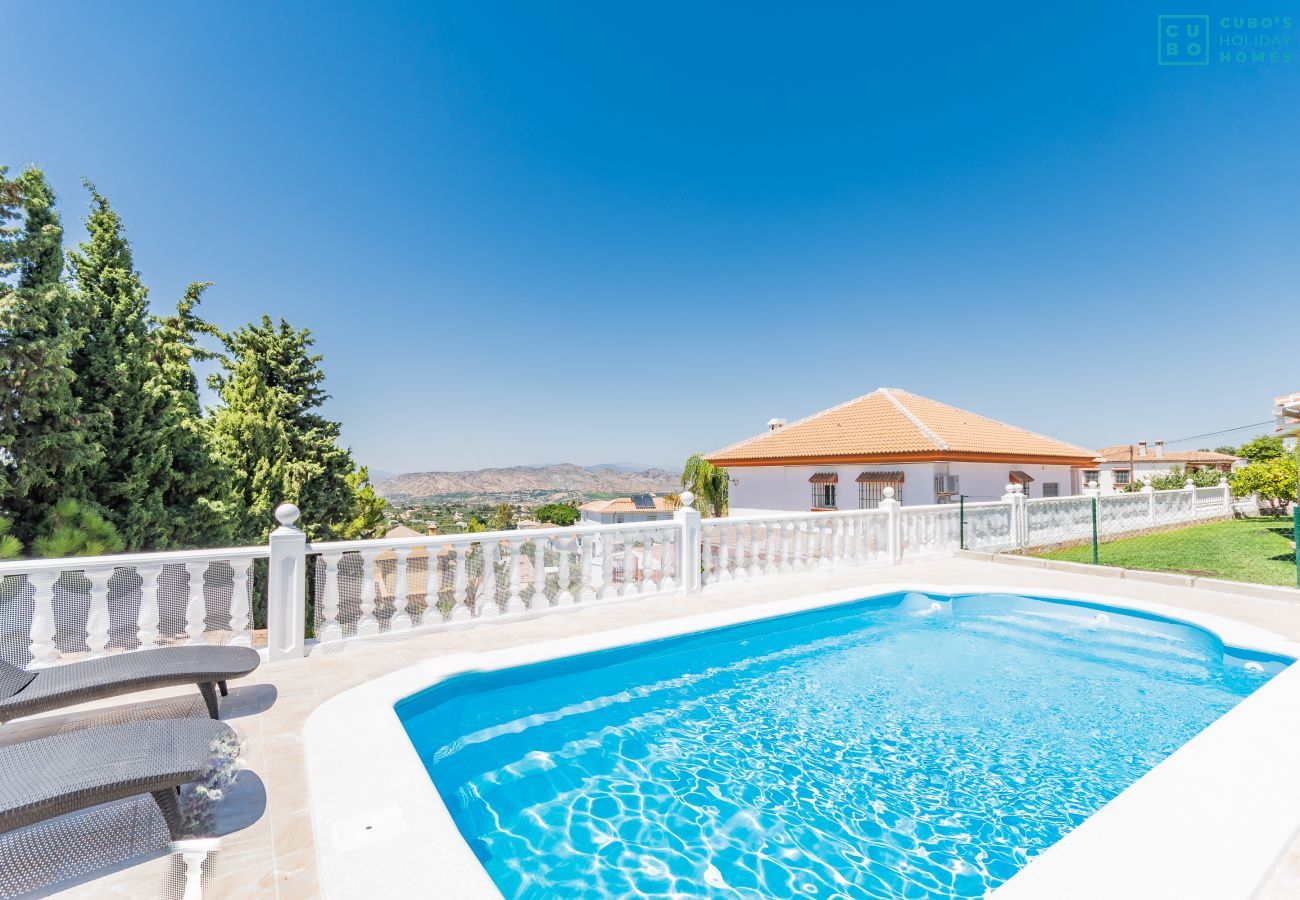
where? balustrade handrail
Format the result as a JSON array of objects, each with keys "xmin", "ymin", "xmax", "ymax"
[
  {"xmin": 306, "ymin": 519, "xmax": 677, "ymax": 554},
  {"xmin": 0, "ymin": 544, "xmax": 268, "ymax": 576},
  {"xmin": 705, "ymin": 507, "xmax": 889, "ymax": 526}
]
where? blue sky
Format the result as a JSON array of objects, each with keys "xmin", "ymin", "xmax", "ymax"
[{"xmin": 6, "ymin": 2, "xmax": 1297, "ymax": 473}]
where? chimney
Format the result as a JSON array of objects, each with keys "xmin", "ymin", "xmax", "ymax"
[
  {"xmin": 1138, "ymin": 441, "xmax": 1147, "ymax": 457},
  {"xmin": 767, "ymin": 418, "xmax": 787, "ymax": 432},
  {"xmin": 1154, "ymin": 440, "xmax": 1164, "ymax": 459},
  {"xmin": 426, "ymin": 523, "xmax": 439, "ymax": 536}
]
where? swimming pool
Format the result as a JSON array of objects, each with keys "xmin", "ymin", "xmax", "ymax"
[{"xmin": 396, "ymin": 591, "xmax": 1290, "ymax": 899}]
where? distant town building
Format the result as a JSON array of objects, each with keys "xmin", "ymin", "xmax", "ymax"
[
  {"xmin": 579, "ymin": 494, "xmax": 678, "ymax": 525},
  {"xmin": 1085, "ymin": 442, "xmax": 1238, "ymax": 493}
]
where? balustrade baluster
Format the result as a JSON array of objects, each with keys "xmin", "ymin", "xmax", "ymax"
[
  {"xmin": 478, "ymin": 540, "xmax": 499, "ymax": 618},
  {"xmin": 449, "ymin": 543, "xmax": 472, "ymax": 622},
  {"xmin": 318, "ymin": 552, "xmax": 344, "ymax": 643},
  {"xmin": 182, "ymin": 562, "xmax": 207, "ymax": 646},
  {"xmin": 713, "ymin": 525, "xmax": 728, "ymax": 582},
  {"xmin": 357, "ymin": 550, "xmax": 380, "ymax": 636},
  {"xmin": 661, "ymin": 528, "xmax": 677, "ymax": 591},
  {"xmin": 556, "ymin": 537, "xmax": 575, "ymax": 605},
  {"xmin": 391, "ymin": 548, "xmax": 413, "ymax": 632},
  {"xmin": 532, "ymin": 537, "xmax": 550, "ymax": 608},
  {"xmin": 27, "ymin": 572, "xmax": 59, "ymax": 667},
  {"xmin": 600, "ymin": 534, "xmax": 615, "ymax": 599},
  {"xmin": 228, "ymin": 559, "xmax": 253, "ymax": 647},
  {"xmin": 136, "ymin": 564, "xmax": 163, "ymax": 650},
  {"xmin": 505, "ymin": 540, "xmax": 526, "ymax": 614},
  {"xmin": 700, "ymin": 526, "xmax": 715, "ymax": 584},
  {"xmin": 615, "ymin": 532, "xmax": 633, "ymax": 597},
  {"xmin": 578, "ymin": 532, "xmax": 597, "ymax": 602}
]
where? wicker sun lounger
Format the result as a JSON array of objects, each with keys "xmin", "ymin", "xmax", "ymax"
[
  {"xmin": 0, "ymin": 718, "xmax": 234, "ymax": 839},
  {"xmin": 0, "ymin": 646, "xmax": 261, "ymax": 724}
]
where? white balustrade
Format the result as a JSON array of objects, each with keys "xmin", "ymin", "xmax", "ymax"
[{"xmin": 0, "ymin": 481, "xmax": 1233, "ymax": 669}]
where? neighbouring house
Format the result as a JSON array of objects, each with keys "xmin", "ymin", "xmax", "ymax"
[
  {"xmin": 705, "ymin": 387, "xmax": 1098, "ymax": 513},
  {"xmin": 1085, "ymin": 441, "xmax": 1239, "ymax": 493},
  {"xmin": 579, "ymin": 494, "xmax": 678, "ymax": 525}
]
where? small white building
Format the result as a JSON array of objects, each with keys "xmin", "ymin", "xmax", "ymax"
[
  {"xmin": 706, "ymin": 388, "xmax": 1097, "ymax": 513},
  {"xmin": 579, "ymin": 495, "xmax": 678, "ymax": 525},
  {"xmin": 1084, "ymin": 442, "xmax": 1239, "ymax": 493}
]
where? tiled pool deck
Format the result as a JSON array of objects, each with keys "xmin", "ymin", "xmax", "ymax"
[{"xmin": 15, "ymin": 556, "xmax": 1300, "ymax": 899}]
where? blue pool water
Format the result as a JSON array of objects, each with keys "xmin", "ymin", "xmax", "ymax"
[{"xmin": 398, "ymin": 592, "xmax": 1290, "ymax": 899}]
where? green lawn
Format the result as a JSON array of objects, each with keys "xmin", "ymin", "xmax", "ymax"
[{"xmin": 1036, "ymin": 516, "xmax": 1299, "ymax": 587}]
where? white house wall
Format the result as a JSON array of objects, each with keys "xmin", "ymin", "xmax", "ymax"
[{"xmin": 727, "ymin": 462, "xmax": 1083, "ymax": 514}]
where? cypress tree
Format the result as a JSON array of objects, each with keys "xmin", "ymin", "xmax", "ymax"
[
  {"xmin": 152, "ymin": 282, "xmax": 234, "ymax": 546},
  {"xmin": 0, "ymin": 167, "xmax": 95, "ymax": 543},
  {"xmin": 209, "ymin": 316, "xmax": 364, "ymax": 543},
  {"xmin": 66, "ymin": 184, "xmax": 174, "ymax": 549}
]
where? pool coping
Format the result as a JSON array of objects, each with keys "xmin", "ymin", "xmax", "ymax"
[{"xmin": 303, "ymin": 581, "xmax": 1300, "ymax": 899}]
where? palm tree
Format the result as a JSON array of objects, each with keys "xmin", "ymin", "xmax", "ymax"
[{"xmin": 681, "ymin": 454, "xmax": 729, "ymax": 517}]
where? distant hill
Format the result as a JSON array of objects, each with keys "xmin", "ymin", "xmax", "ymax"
[{"xmin": 376, "ymin": 464, "xmax": 681, "ymax": 503}]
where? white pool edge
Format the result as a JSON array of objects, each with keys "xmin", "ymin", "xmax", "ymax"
[{"xmin": 303, "ymin": 581, "xmax": 1300, "ymax": 900}]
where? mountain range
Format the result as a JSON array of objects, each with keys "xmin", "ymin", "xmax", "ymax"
[{"xmin": 375, "ymin": 464, "xmax": 681, "ymax": 502}]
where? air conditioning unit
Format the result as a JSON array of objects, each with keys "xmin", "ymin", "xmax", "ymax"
[{"xmin": 934, "ymin": 474, "xmax": 960, "ymax": 495}]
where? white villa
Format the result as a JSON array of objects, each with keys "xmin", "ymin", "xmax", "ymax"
[
  {"xmin": 1084, "ymin": 442, "xmax": 1239, "ymax": 494},
  {"xmin": 706, "ymin": 388, "xmax": 1098, "ymax": 513},
  {"xmin": 579, "ymin": 494, "xmax": 678, "ymax": 525}
]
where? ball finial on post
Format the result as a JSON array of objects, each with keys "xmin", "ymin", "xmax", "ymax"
[
  {"xmin": 679, "ymin": 490, "xmax": 695, "ymax": 509},
  {"xmin": 882, "ymin": 486, "xmax": 894, "ymax": 499},
  {"xmin": 274, "ymin": 502, "xmax": 301, "ymax": 528}
]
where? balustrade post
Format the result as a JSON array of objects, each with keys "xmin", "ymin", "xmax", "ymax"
[
  {"xmin": 1001, "ymin": 484, "xmax": 1025, "ymax": 550},
  {"xmin": 267, "ymin": 503, "xmax": 307, "ymax": 661},
  {"xmin": 1220, "ymin": 475, "xmax": 1232, "ymax": 516},
  {"xmin": 675, "ymin": 491, "xmax": 702, "ymax": 593},
  {"xmin": 1143, "ymin": 477, "xmax": 1156, "ymax": 527},
  {"xmin": 1184, "ymin": 477, "xmax": 1196, "ymax": 519},
  {"xmin": 879, "ymin": 488, "xmax": 902, "ymax": 564}
]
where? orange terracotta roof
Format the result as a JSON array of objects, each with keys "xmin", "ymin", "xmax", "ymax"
[
  {"xmin": 579, "ymin": 497, "xmax": 679, "ymax": 514},
  {"xmin": 706, "ymin": 388, "xmax": 1097, "ymax": 466},
  {"xmin": 1094, "ymin": 445, "xmax": 1238, "ymax": 465}
]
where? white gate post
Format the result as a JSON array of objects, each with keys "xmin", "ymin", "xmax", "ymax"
[
  {"xmin": 675, "ymin": 491, "xmax": 702, "ymax": 593},
  {"xmin": 879, "ymin": 487, "xmax": 902, "ymax": 563},
  {"xmin": 1184, "ymin": 476, "xmax": 1197, "ymax": 520},
  {"xmin": 1220, "ymin": 475, "xmax": 1232, "ymax": 516},
  {"xmin": 1143, "ymin": 477, "xmax": 1155, "ymax": 528},
  {"xmin": 267, "ymin": 503, "xmax": 307, "ymax": 661}
]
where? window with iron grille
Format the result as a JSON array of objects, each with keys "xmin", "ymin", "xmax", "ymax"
[
  {"xmin": 1042, "ymin": 482, "xmax": 1059, "ymax": 497},
  {"xmin": 857, "ymin": 481, "xmax": 900, "ymax": 509},
  {"xmin": 812, "ymin": 483, "xmax": 837, "ymax": 508},
  {"xmin": 1082, "ymin": 469, "xmax": 1100, "ymax": 486},
  {"xmin": 1113, "ymin": 469, "xmax": 1131, "ymax": 486}
]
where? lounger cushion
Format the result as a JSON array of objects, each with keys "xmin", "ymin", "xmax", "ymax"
[
  {"xmin": 0, "ymin": 718, "xmax": 234, "ymax": 835},
  {"xmin": 0, "ymin": 646, "xmax": 261, "ymax": 723},
  {"xmin": 0, "ymin": 660, "xmax": 37, "ymax": 702}
]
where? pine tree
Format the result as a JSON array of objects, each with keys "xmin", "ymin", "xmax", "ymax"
[
  {"xmin": 209, "ymin": 316, "xmax": 364, "ymax": 543},
  {"xmin": 30, "ymin": 498, "xmax": 124, "ymax": 558},
  {"xmin": 0, "ymin": 167, "xmax": 95, "ymax": 543},
  {"xmin": 65, "ymin": 183, "xmax": 175, "ymax": 549}
]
